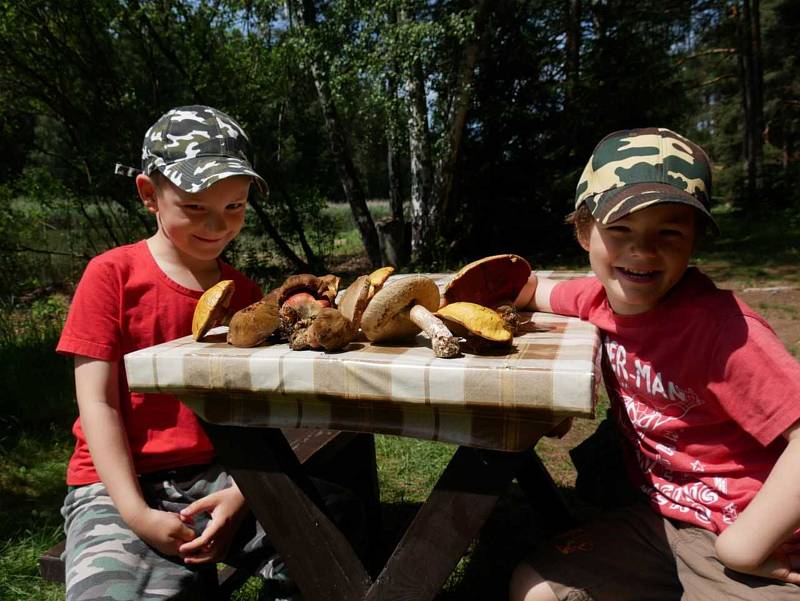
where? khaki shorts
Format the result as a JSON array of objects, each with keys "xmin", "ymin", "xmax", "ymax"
[{"xmin": 525, "ymin": 501, "xmax": 799, "ymax": 601}]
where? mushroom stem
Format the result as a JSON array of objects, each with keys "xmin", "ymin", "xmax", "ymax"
[{"xmin": 408, "ymin": 304, "xmax": 461, "ymax": 358}]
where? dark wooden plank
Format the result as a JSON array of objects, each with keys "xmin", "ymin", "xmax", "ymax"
[
  {"xmin": 203, "ymin": 423, "xmax": 371, "ymax": 601},
  {"xmin": 38, "ymin": 539, "xmax": 66, "ymax": 583},
  {"xmin": 514, "ymin": 450, "xmax": 574, "ymax": 534},
  {"xmin": 364, "ymin": 446, "xmax": 523, "ymax": 601}
]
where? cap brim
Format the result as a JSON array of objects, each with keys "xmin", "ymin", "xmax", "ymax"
[
  {"xmin": 592, "ymin": 182, "xmax": 719, "ymax": 234},
  {"xmin": 156, "ymin": 156, "xmax": 269, "ymax": 198}
]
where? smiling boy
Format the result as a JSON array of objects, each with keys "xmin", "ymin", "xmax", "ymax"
[
  {"xmin": 510, "ymin": 128, "xmax": 800, "ymax": 601},
  {"xmin": 57, "ymin": 106, "xmax": 272, "ymax": 600}
]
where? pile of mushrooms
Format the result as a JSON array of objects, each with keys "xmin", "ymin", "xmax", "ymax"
[{"xmin": 190, "ymin": 255, "xmax": 532, "ymax": 357}]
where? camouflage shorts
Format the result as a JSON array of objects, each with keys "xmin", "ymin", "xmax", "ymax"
[{"xmin": 61, "ymin": 463, "xmax": 272, "ymax": 601}]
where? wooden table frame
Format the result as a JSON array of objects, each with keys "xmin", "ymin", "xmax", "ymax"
[{"xmin": 201, "ymin": 420, "xmax": 573, "ymax": 601}]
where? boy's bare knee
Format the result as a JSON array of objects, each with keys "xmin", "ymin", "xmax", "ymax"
[{"xmin": 509, "ymin": 562, "xmax": 559, "ymax": 601}]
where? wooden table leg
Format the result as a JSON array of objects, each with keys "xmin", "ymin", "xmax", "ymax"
[
  {"xmin": 515, "ymin": 450, "xmax": 575, "ymax": 534},
  {"xmin": 364, "ymin": 446, "xmax": 524, "ymax": 601},
  {"xmin": 203, "ymin": 422, "xmax": 371, "ymax": 601}
]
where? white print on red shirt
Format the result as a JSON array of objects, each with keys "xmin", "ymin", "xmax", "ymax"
[{"xmin": 605, "ymin": 339, "xmax": 741, "ymax": 529}]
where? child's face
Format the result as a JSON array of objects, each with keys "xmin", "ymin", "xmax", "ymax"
[
  {"xmin": 581, "ymin": 203, "xmax": 697, "ymax": 315},
  {"xmin": 144, "ymin": 175, "xmax": 250, "ymax": 263}
]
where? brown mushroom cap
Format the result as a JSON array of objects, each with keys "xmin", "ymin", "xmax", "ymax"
[
  {"xmin": 360, "ymin": 275, "xmax": 440, "ymax": 341},
  {"xmin": 337, "ymin": 275, "xmax": 371, "ymax": 330},
  {"xmin": 307, "ymin": 308, "xmax": 354, "ymax": 351},
  {"xmin": 442, "ymin": 254, "xmax": 531, "ymax": 307},
  {"xmin": 435, "ymin": 302, "xmax": 512, "ymax": 344},
  {"xmin": 192, "ymin": 279, "xmax": 235, "ymax": 341},
  {"xmin": 277, "ymin": 274, "xmax": 341, "ymax": 307},
  {"xmin": 227, "ymin": 290, "xmax": 281, "ymax": 347}
]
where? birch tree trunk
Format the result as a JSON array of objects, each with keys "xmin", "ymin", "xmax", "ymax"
[
  {"xmin": 403, "ymin": 46, "xmax": 435, "ymax": 262},
  {"xmin": 291, "ymin": 0, "xmax": 382, "ymax": 268}
]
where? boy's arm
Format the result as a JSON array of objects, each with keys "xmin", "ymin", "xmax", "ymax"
[
  {"xmin": 514, "ymin": 274, "xmax": 558, "ymax": 313},
  {"xmin": 715, "ymin": 419, "xmax": 800, "ymax": 584},
  {"xmin": 75, "ymin": 356, "xmax": 196, "ymax": 556}
]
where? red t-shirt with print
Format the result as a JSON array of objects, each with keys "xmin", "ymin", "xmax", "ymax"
[
  {"xmin": 57, "ymin": 240, "xmax": 262, "ymax": 485},
  {"xmin": 551, "ymin": 268, "xmax": 800, "ymax": 534}
]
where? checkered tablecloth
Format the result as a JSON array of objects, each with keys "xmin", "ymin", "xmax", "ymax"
[{"xmin": 124, "ymin": 272, "xmax": 601, "ymax": 451}]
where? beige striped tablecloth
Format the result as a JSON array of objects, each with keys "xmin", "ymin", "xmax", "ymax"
[{"xmin": 124, "ymin": 272, "xmax": 601, "ymax": 452}]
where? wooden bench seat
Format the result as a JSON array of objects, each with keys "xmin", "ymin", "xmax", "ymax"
[{"xmin": 39, "ymin": 428, "xmax": 379, "ymax": 599}]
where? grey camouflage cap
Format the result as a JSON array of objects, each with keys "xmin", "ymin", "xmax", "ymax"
[
  {"xmin": 575, "ymin": 127, "xmax": 717, "ymax": 231},
  {"xmin": 122, "ymin": 105, "xmax": 268, "ymax": 196}
]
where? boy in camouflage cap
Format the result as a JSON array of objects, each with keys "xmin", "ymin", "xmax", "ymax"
[
  {"xmin": 58, "ymin": 106, "xmax": 358, "ymax": 600},
  {"xmin": 511, "ymin": 128, "xmax": 800, "ymax": 600}
]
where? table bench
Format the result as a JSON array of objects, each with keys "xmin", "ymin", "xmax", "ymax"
[{"xmin": 38, "ymin": 428, "xmax": 379, "ymax": 599}]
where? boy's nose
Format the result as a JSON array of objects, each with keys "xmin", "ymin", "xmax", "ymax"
[
  {"xmin": 204, "ymin": 212, "xmax": 227, "ymax": 232},
  {"xmin": 630, "ymin": 235, "xmax": 657, "ymax": 257}
]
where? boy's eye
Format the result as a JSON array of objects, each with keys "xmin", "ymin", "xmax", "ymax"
[
  {"xmin": 606, "ymin": 225, "xmax": 629, "ymax": 233},
  {"xmin": 661, "ymin": 229, "xmax": 684, "ymax": 237},
  {"xmin": 226, "ymin": 202, "xmax": 246, "ymax": 211},
  {"xmin": 183, "ymin": 204, "xmax": 205, "ymax": 211}
]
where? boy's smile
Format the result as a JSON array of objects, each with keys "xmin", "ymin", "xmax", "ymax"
[{"xmin": 582, "ymin": 203, "xmax": 697, "ymax": 315}]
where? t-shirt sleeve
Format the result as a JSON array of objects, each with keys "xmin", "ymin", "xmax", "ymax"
[
  {"xmin": 706, "ymin": 313, "xmax": 800, "ymax": 447},
  {"xmin": 56, "ymin": 258, "xmax": 122, "ymax": 361},
  {"xmin": 550, "ymin": 276, "xmax": 603, "ymax": 319}
]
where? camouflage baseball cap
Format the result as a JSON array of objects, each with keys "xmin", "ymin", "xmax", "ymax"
[
  {"xmin": 136, "ymin": 105, "xmax": 267, "ymax": 195},
  {"xmin": 575, "ymin": 127, "xmax": 717, "ymax": 231}
]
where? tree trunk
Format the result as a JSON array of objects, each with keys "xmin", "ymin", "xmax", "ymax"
[
  {"xmin": 291, "ymin": 0, "xmax": 382, "ymax": 268},
  {"xmin": 247, "ymin": 196, "xmax": 311, "ymax": 273},
  {"xmin": 738, "ymin": 0, "xmax": 764, "ymax": 206},
  {"xmin": 404, "ymin": 51, "xmax": 435, "ymax": 262},
  {"xmin": 565, "ymin": 0, "xmax": 582, "ymax": 108},
  {"xmin": 432, "ymin": 0, "xmax": 492, "ymax": 240}
]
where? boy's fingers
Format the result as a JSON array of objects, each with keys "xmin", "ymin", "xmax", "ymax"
[{"xmin": 180, "ymin": 496, "xmax": 213, "ymax": 518}]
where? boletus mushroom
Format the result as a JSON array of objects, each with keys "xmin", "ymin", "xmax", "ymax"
[
  {"xmin": 281, "ymin": 298, "xmax": 354, "ymax": 352},
  {"xmin": 336, "ymin": 266, "xmax": 396, "ymax": 334},
  {"xmin": 360, "ymin": 275, "xmax": 460, "ymax": 358},
  {"xmin": 227, "ymin": 290, "xmax": 281, "ymax": 347},
  {"xmin": 442, "ymin": 254, "xmax": 532, "ymax": 335},
  {"xmin": 278, "ymin": 273, "xmax": 341, "ymax": 310},
  {"xmin": 192, "ymin": 279, "xmax": 235, "ymax": 341},
  {"xmin": 435, "ymin": 302, "xmax": 513, "ymax": 354}
]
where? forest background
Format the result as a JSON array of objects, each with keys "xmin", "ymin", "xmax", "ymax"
[{"xmin": 0, "ymin": 0, "xmax": 799, "ymax": 599}]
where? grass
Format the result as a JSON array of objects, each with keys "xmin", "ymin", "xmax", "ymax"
[{"xmin": 1, "ymin": 201, "xmax": 798, "ymax": 600}]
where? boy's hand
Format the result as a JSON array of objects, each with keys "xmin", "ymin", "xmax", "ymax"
[
  {"xmin": 731, "ymin": 541, "xmax": 800, "ymax": 585},
  {"xmin": 129, "ymin": 507, "xmax": 197, "ymax": 557},
  {"xmin": 177, "ymin": 485, "xmax": 248, "ymax": 564}
]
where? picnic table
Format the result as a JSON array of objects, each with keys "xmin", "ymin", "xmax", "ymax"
[{"xmin": 124, "ymin": 271, "xmax": 601, "ymax": 601}]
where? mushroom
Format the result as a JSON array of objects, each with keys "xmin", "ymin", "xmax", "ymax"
[
  {"xmin": 367, "ymin": 266, "xmax": 395, "ymax": 300},
  {"xmin": 192, "ymin": 279, "xmax": 235, "ymax": 341},
  {"xmin": 435, "ymin": 302, "xmax": 513, "ymax": 354},
  {"xmin": 360, "ymin": 275, "xmax": 460, "ymax": 358},
  {"xmin": 442, "ymin": 254, "xmax": 532, "ymax": 334},
  {"xmin": 337, "ymin": 275, "xmax": 372, "ymax": 332},
  {"xmin": 278, "ymin": 273, "xmax": 341, "ymax": 309},
  {"xmin": 336, "ymin": 266, "xmax": 395, "ymax": 334},
  {"xmin": 281, "ymin": 298, "xmax": 354, "ymax": 352},
  {"xmin": 227, "ymin": 290, "xmax": 281, "ymax": 347}
]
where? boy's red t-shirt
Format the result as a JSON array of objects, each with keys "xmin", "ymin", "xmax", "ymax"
[
  {"xmin": 551, "ymin": 268, "xmax": 800, "ymax": 534},
  {"xmin": 57, "ymin": 240, "xmax": 262, "ymax": 485}
]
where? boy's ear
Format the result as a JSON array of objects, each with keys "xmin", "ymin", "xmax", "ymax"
[
  {"xmin": 576, "ymin": 227, "xmax": 592, "ymax": 252},
  {"xmin": 136, "ymin": 174, "xmax": 158, "ymax": 213}
]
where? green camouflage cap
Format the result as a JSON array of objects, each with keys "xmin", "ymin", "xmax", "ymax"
[
  {"xmin": 118, "ymin": 105, "xmax": 268, "ymax": 196},
  {"xmin": 575, "ymin": 127, "xmax": 717, "ymax": 231}
]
